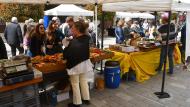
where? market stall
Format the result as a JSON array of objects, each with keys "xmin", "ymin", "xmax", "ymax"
[
  {"xmin": 103, "ymin": 0, "xmax": 190, "ymax": 60},
  {"xmin": 108, "ymin": 44, "xmax": 181, "ymax": 82},
  {"xmin": 31, "ymin": 48, "xmax": 114, "ymax": 74},
  {"xmin": 0, "ymin": 48, "xmax": 114, "ymax": 106},
  {"xmin": 101, "ymin": 0, "xmax": 190, "ymax": 84}
]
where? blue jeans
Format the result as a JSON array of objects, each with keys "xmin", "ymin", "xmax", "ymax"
[{"xmin": 157, "ymin": 45, "xmax": 175, "ymax": 73}]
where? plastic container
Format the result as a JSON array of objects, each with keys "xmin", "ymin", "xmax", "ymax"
[
  {"xmin": 95, "ymin": 76, "xmax": 104, "ymax": 90},
  {"xmin": 104, "ymin": 61, "xmax": 121, "ymax": 89}
]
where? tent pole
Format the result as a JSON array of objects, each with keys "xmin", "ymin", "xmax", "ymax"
[
  {"xmin": 95, "ymin": 3, "xmax": 98, "ymax": 46},
  {"xmin": 154, "ymin": 11, "xmax": 157, "ymax": 26},
  {"xmin": 154, "ymin": 11, "xmax": 172, "ymax": 99},
  {"xmin": 101, "ymin": 11, "xmax": 104, "ymax": 50},
  {"xmin": 185, "ymin": 12, "xmax": 189, "ymax": 62},
  {"xmin": 100, "ymin": 11, "xmax": 105, "ymax": 74},
  {"xmin": 161, "ymin": 11, "xmax": 172, "ymax": 94}
]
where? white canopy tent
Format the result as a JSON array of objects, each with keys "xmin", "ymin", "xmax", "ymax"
[
  {"xmin": 44, "ymin": 4, "xmax": 93, "ymax": 16},
  {"xmin": 0, "ymin": 0, "xmax": 138, "ymax": 4},
  {"xmin": 116, "ymin": 12, "xmax": 155, "ymax": 19},
  {"xmin": 103, "ymin": 0, "xmax": 190, "ymax": 60},
  {"xmin": 0, "ymin": 0, "xmax": 137, "ymax": 46},
  {"xmin": 103, "ymin": 0, "xmax": 190, "ymax": 12}
]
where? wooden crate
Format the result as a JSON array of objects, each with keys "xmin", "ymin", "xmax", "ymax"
[{"xmin": 34, "ymin": 60, "xmax": 66, "ymax": 74}]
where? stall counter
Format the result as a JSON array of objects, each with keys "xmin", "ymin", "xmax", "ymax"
[
  {"xmin": 108, "ymin": 45, "xmax": 181, "ymax": 82},
  {"xmin": 0, "ymin": 77, "xmax": 42, "ymax": 92}
]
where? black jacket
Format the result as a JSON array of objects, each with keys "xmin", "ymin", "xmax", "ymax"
[
  {"xmin": 181, "ymin": 24, "xmax": 186, "ymax": 50},
  {"xmin": 45, "ymin": 38, "xmax": 62, "ymax": 55},
  {"xmin": 63, "ymin": 35, "xmax": 90, "ymax": 69},
  {"xmin": 158, "ymin": 23, "xmax": 176, "ymax": 41},
  {"xmin": 29, "ymin": 33, "xmax": 44, "ymax": 57},
  {"xmin": 0, "ymin": 36, "xmax": 8, "ymax": 59}
]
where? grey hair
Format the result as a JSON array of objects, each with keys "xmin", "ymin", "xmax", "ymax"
[
  {"xmin": 28, "ymin": 18, "xmax": 34, "ymax": 23},
  {"xmin": 11, "ymin": 17, "xmax": 18, "ymax": 23},
  {"xmin": 39, "ymin": 19, "xmax": 44, "ymax": 24}
]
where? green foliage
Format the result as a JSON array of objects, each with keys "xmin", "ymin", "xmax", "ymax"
[
  {"xmin": 0, "ymin": 3, "xmax": 44, "ymax": 22},
  {"xmin": 172, "ymin": 13, "xmax": 177, "ymax": 20}
]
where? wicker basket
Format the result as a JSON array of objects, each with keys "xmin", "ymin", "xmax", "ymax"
[
  {"xmin": 90, "ymin": 51, "xmax": 114, "ymax": 63},
  {"xmin": 34, "ymin": 60, "xmax": 66, "ymax": 73}
]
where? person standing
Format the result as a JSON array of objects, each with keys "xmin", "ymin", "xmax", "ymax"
[
  {"xmin": 115, "ymin": 19, "xmax": 125, "ymax": 44},
  {"xmin": 63, "ymin": 21, "xmax": 92, "ymax": 107},
  {"xmin": 180, "ymin": 23, "xmax": 186, "ymax": 64},
  {"xmin": 4, "ymin": 17, "xmax": 24, "ymax": 56},
  {"xmin": 23, "ymin": 24, "xmax": 35, "ymax": 56},
  {"xmin": 156, "ymin": 13, "xmax": 176, "ymax": 74},
  {"xmin": 131, "ymin": 21, "xmax": 141, "ymax": 33},
  {"xmin": 61, "ymin": 17, "xmax": 74, "ymax": 37},
  {"xmin": 46, "ymin": 20, "xmax": 63, "ymax": 55},
  {"xmin": 23, "ymin": 20, "xmax": 29, "ymax": 37},
  {"xmin": 0, "ymin": 36, "xmax": 7, "ymax": 59},
  {"xmin": 53, "ymin": 19, "xmax": 65, "ymax": 47},
  {"xmin": 29, "ymin": 24, "xmax": 46, "ymax": 57},
  {"xmin": 123, "ymin": 18, "xmax": 132, "ymax": 40}
]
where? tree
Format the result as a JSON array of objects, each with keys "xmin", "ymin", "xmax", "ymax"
[
  {"xmin": 84, "ymin": 4, "xmax": 115, "ymax": 21},
  {"xmin": 0, "ymin": 3, "xmax": 44, "ymax": 22}
]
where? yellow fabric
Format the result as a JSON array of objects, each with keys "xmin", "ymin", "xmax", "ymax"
[
  {"xmin": 109, "ymin": 51, "xmax": 131, "ymax": 75},
  {"xmin": 174, "ymin": 44, "xmax": 181, "ymax": 64},
  {"xmin": 130, "ymin": 49, "xmax": 160, "ymax": 82},
  {"xmin": 109, "ymin": 46, "xmax": 181, "ymax": 82}
]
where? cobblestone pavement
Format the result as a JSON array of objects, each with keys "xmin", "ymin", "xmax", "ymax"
[
  {"xmin": 57, "ymin": 65, "xmax": 190, "ymax": 107},
  {"xmin": 2, "ymin": 34, "xmax": 189, "ymax": 107},
  {"xmin": 57, "ymin": 37, "xmax": 190, "ymax": 107}
]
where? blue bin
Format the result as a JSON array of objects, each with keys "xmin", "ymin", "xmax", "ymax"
[
  {"xmin": 43, "ymin": 15, "xmax": 49, "ymax": 29},
  {"xmin": 104, "ymin": 61, "xmax": 120, "ymax": 89}
]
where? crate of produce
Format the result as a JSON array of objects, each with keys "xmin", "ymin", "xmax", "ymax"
[
  {"xmin": 32, "ymin": 54, "xmax": 66, "ymax": 73},
  {"xmin": 34, "ymin": 60, "xmax": 66, "ymax": 73},
  {"xmin": 90, "ymin": 48, "xmax": 114, "ymax": 63}
]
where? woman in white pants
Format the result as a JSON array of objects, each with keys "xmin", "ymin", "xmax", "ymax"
[{"xmin": 63, "ymin": 21, "xmax": 92, "ymax": 107}]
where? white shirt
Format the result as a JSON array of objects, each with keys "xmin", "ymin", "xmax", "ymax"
[{"xmin": 142, "ymin": 22, "xmax": 149, "ymax": 30}]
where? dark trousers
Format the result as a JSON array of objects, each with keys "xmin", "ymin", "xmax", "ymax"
[
  {"xmin": 179, "ymin": 46, "xmax": 185, "ymax": 64},
  {"xmin": 158, "ymin": 45, "xmax": 175, "ymax": 73},
  {"xmin": 9, "ymin": 44, "xmax": 24, "ymax": 56}
]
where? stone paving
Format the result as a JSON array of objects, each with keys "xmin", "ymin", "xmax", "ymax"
[
  {"xmin": 57, "ymin": 65, "xmax": 190, "ymax": 107},
  {"xmin": 56, "ymin": 36, "xmax": 190, "ymax": 107},
  {"xmin": 2, "ymin": 34, "xmax": 189, "ymax": 107}
]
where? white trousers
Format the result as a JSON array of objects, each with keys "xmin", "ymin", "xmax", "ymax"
[{"xmin": 70, "ymin": 73, "xmax": 90, "ymax": 105}]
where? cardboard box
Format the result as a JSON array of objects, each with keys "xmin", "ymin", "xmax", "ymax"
[
  {"xmin": 57, "ymin": 92, "xmax": 70, "ymax": 102},
  {"xmin": 121, "ymin": 46, "xmax": 135, "ymax": 52}
]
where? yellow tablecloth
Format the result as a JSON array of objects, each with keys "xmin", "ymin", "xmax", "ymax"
[{"xmin": 109, "ymin": 45, "xmax": 181, "ymax": 82}]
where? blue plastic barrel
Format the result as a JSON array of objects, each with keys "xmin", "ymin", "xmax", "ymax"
[
  {"xmin": 104, "ymin": 61, "xmax": 120, "ymax": 89},
  {"xmin": 43, "ymin": 15, "xmax": 49, "ymax": 29}
]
